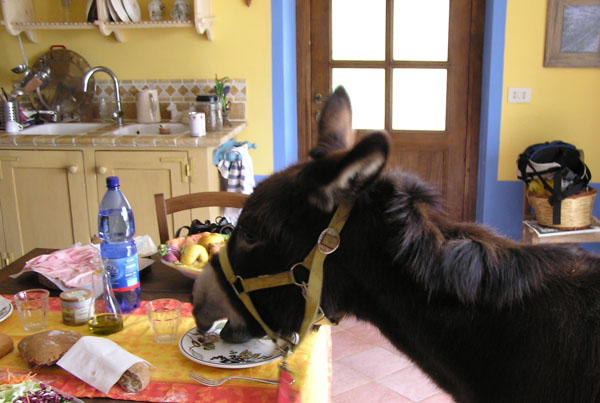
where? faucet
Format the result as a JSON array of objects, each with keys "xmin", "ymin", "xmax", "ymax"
[{"xmin": 83, "ymin": 66, "xmax": 124, "ymax": 126}]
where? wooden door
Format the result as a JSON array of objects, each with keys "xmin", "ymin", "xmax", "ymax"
[
  {"xmin": 297, "ymin": 0, "xmax": 484, "ymax": 221},
  {"xmin": 0, "ymin": 150, "xmax": 89, "ymax": 260},
  {"xmin": 95, "ymin": 151, "xmax": 192, "ymax": 244}
]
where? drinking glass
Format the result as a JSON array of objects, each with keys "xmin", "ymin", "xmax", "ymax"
[{"xmin": 15, "ymin": 289, "xmax": 49, "ymax": 331}]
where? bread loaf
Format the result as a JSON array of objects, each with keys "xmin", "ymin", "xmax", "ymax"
[
  {"xmin": 118, "ymin": 362, "xmax": 150, "ymax": 393},
  {"xmin": 0, "ymin": 333, "xmax": 13, "ymax": 358},
  {"xmin": 18, "ymin": 330, "xmax": 81, "ymax": 368}
]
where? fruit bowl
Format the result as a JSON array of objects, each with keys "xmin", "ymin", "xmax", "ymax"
[{"xmin": 161, "ymin": 259, "xmax": 206, "ymax": 279}]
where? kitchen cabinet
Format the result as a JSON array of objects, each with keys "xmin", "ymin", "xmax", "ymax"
[
  {"xmin": 0, "ymin": 150, "xmax": 90, "ymax": 262},
  {"xmin": 0, "ymin": 207, "xmax": 10, "ymax": 269},
  {"xmin": 1, "ymin": 0, "xmax": 215, "ymax": 43}
]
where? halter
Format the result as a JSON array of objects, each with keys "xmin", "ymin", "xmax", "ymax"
[{"xmin": 218, "ymin": 202, "xmax": 353, "ymax": 353}]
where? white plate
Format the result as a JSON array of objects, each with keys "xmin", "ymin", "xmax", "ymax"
[
  {"xmin": 179, "ymin": 327, "xmax": 284, "ymax": 369},
  {"xmin": 110, "ymin": 0, "xmax": 131, "ymax": 22},
  {"xmin": 122, "ymin": 0, "xmax": 141, "ymax": 22},
  {"xmin": 106, "ymin": 0, "xmax": 120, "ymax": 22},
  {"xmin": 0, "ymin": 296, "xmax": 14, "ymax": 323},
  {"xmin": 85, "ymin": 0, "xmax": 95, "ymax": 20},
  {"xmin": 161, "ymin": 259, "xmax": 205, "ymax": 279}
]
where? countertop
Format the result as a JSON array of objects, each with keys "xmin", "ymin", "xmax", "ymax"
[{"xmin": 0, "ymin": 121, "xmax": 246, "ymax": 148}]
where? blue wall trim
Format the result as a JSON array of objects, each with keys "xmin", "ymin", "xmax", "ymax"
[{"xmin": 271, "ymin": 0, "xmax": 298, "ymax": 173}]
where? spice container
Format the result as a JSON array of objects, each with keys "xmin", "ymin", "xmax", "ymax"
[
  {"xmin": 60, "ymin": 288, "xmax": 93, "ymax": 326},
  {"xmin": 195, "ymin": 95, "xmax": 223, "ymax": 132}
]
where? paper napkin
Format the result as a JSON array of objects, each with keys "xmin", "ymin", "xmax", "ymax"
[{"xmin": 57, "ymin": 336, "xmax": 149, "ymax": 394}]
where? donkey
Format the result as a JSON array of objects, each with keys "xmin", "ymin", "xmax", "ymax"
[{"xmin": 192, "ymin": 87, "xmax": 600, "ymax": 402}]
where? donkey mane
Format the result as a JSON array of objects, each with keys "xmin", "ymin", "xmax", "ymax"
[{"xmin": 380, "ymin": 170, "xmax": 584, "ymax": 308}]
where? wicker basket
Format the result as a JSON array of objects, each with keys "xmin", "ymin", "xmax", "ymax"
[{"xmin": 528, "ymin": 187, "xmax": 596, "ymax": 230}]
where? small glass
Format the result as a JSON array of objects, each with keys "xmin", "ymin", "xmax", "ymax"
[
  {"xmin": 88, "ymin": 269, "xmax": 123, "ymax": 335},
  {"xmin": 146, "ymin": 299, "xmax": 181, "ymax": 344},
  {"xmin": 14, "ymin": 289, "xmax": 49, "ymax": 332}
]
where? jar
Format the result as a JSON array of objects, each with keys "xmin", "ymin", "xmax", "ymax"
[
  {"xmin": 60, "ymin": 288, "xmax": 93, "ymax": 326},
  {"xmin": 195, "ymin": 95, "xmax": 223, "ymax": 132}
]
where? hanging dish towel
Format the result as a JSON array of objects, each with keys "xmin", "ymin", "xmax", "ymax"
[{"xmin": 217, "ymin": 143, "xmax": 255, "ymax": 224}]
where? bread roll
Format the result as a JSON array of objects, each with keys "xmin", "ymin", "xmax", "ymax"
[
  {"xmin": 0, "ymin": 333, "xmax": 13, "ymax": 358},
  {"xmin": 18, "ymin": 330, "xmax": 81, "ymax": 368},
  {"xmin": 118, "ymin": 362, "xmax": 150, "ymax": 393}
]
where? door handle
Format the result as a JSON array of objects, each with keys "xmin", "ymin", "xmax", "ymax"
[
  {"xmin": 97, "ymin": 166, "xmax": 108, "ymax": 175},
  {"xmin": 68, "ymin": 165, "xmax": 78, "ymax": 174},
  {"xmin": 314, "ymin": 93, "xmax": 323, "ymax": 104}
]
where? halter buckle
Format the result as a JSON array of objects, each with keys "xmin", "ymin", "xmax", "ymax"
[{"xmin": 317, "ymin": 227, "xmax": 340, "ymax": 254}]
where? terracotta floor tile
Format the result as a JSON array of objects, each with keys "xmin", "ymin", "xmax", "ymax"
[
  {"xmin": 419, "ymin": 392, "xmax": 456, "ymax": 403},
  {"xmin": 331, "ymin": 361, "xmax": 372, "ymax": 396},
  {"xmin": 377, "ymin": 366, "xmax": 441, "ymax": 402},
  {"xmin": 333, "ymin": 381, "xmax": 412, "ymax": 403},
  {"xmin": 345, "ymin": 321, "xmax": 390, "ymax": 345},
  {"xmin": 338, "ymin": 346, "xmax": 413, "ymax": 380},
  {"xmin": 331, "ymin": 330, "xmax": 373, "ymax": 360}
]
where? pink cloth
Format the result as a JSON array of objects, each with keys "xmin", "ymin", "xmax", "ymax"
[{"xmin": 21, "ymin": 244, "xmax": 99, "ymax": 288}]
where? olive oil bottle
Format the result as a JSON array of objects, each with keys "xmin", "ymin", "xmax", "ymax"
[{"xmin": 88, "ymin": 268, "xmax": 123, "ymax": 335}]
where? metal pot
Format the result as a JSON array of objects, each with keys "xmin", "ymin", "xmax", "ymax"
[{"xmin": 30, "ymin": 45, "xmax": 95, "ymax": 117}]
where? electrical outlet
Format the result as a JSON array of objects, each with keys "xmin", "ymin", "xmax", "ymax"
[{"xmin": 508, "ymin": 87, "xmax": 531, "ymax": 103}]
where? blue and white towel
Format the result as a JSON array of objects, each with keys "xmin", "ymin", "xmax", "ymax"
[{"xmin": 217, "ymin": 143, "xmax": 255, "ymax": 223}]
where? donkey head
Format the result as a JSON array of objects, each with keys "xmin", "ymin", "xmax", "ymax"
[{"xmin": 192, "ymin": 87, "xmax": 389, "ymax": 343}]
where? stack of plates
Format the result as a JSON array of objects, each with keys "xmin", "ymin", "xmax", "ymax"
[{"xmin": 87, "ymin": 0, "xmax": 141, "ymax": 22}]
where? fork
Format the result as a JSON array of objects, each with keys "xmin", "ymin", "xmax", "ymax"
[{"xmin": 189, "ymin": 370, "xmax": 278, "ymax": 386}]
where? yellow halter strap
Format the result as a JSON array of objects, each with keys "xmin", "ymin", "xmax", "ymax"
[{"xmin": 218, "ymin": 203, "xmax": 353, "ymax": 351}]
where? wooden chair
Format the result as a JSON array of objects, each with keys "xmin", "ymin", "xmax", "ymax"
[{"xmin": 154, "ymin": 192, "xmax": 249, "ymax": 244}]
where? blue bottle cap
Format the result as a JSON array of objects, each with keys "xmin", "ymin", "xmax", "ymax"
[{"xmin": 106, "ymin": 176, "xmax": 120, "ymax": 188}]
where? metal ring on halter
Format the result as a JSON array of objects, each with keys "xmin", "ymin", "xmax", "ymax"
[{"xmin": 289, "ymin": 262, "xmax": 309, "ymax": 287}]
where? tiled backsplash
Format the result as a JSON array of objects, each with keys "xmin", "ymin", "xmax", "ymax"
[{"xmin": 93, "ymin": 78, "xmax": 246, "ymax": 122}]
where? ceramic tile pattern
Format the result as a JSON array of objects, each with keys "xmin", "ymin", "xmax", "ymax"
[
  {"xmin": 93, "ymin": 78, "xmax": 247, "ymax": 122},
  {"xmin": 331, "ymin": 318, "xmax": 455, "ymax": 403}
]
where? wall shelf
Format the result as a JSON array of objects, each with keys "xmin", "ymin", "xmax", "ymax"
[{"xmin": 1, "ymin": 0, "xmax": 215, "ymax": 42}]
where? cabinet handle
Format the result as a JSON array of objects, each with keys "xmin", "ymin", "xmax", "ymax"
[
  {"xmin": 68, "ymin": 165, "xmax": 78, "ymax": 174},
  {"xmin": 97, "ymin": 166, "xmax": 108, "ymax": 175}
]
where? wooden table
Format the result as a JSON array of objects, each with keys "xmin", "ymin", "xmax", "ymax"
[{"xmin": 0, "ymin": 248, "xmax": 331, "ymax": 403}]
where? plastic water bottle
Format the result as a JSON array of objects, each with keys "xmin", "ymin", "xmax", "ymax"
[{"xmin": 98, "ymin": 176, "xmax": 141, "ymax": 313}]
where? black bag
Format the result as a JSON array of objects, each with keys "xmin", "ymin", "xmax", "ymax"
[
  {"xmin": 517, "ymin": 140, "xmax": 591, "ymax": 225},
  {"xmin": 175, "ymin": 216, "xmax": 235, "ymax": 238}
]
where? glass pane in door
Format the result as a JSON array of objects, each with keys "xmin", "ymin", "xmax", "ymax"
[
  {"xmin": 393, "ymin": 0, "xmax": 450, "ymax": 61},
  {"xmin": 332, "ymin": 0, "xmax": 386, "ymax": 61},
  {"xmin": 332, "ymin": 68, "xmax": 385, "ymax": 130},
  {"xmin": 392, "ymin": 68, "xmax": 447, "ymax": 131}
]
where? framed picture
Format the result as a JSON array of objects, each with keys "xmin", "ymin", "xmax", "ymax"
[{"xmin": 544, "ymin": 0, "xmax": 600, "ymax": 67}]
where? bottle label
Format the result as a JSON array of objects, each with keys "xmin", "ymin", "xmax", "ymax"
[{"xmin": 105, "ymin": 254, "xmax": 140, "ymax": 292}]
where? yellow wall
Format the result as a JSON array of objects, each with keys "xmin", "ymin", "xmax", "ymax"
[
  {"xmin": 0, "ymin": 0, "xmax": 274, "ymax": 175},
  {"xmin": 499, "ymin": 0, "xmax": 600, "ymax": 181}
]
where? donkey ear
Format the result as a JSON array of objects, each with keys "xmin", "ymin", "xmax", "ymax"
[
  {"xmin": 309, "ymin": 86, "xmax": 356, "ymax": 160},
  {"xmin": 304, "ymin": 132, "xmax": 390, "ymax": 211}
]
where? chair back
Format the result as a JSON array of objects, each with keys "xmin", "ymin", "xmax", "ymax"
[{"xmin": 154, "ymin": 191, "xmax": 248, "ymax": 243}]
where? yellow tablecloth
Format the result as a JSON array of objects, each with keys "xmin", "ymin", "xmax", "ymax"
[{"xmin": 0, "ymin": 297, "xmax": 331, "ymax": 402}]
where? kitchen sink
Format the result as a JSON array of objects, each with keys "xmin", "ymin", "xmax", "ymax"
[
  {"xmin": 20, "ymin": 123, "xmax": 109, "ymax": 135},
  {"xmin": 107, "ymin": 123, "xmax": 189, "ymax": 135}
]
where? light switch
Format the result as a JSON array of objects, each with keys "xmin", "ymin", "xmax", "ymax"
[{"xmin": 508, "ymin": 87, "xmax": 531, "ymax": 103}]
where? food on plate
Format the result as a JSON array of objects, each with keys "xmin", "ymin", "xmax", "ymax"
[
  {"xmin": 0, "ymin": 333, "xmax": 13, "ymax": 359},
  {"xmin": 0, "ymin": 371, "xmax": 79, "ymax": 403},
  {"xmin": 117, "ymin": 362, "xmax": 150, "ymax": 393},
  {"xmin": 198, "ymin": 233, "xmax": 224, "ymax": 249},
  {"xmin": 180, "ymin": 244, "xmax": 209, "ymax": 266},
  {"xmin": 18, "ymin": 330, "xmax": 81, "ymax": 369},
  {"xmin": 159, "ymin": 232, "xmax": 230, "ymax": 269}
]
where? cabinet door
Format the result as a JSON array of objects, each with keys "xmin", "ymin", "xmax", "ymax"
[
  {"xmin": 0, "ymin": 205, "xmax": 9, "ymax": 268},
  {"xmin": 95, "ymin": 151, "xmax": 191, "ymax": 244},
  {"xmin": 0, "ymin": 150, "xmax": 89, "ymax": 259}
]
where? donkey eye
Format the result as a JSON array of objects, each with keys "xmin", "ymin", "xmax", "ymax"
[{"xmin": 239, "ymin": 226, "xmax": 259, "ymax": 244}]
